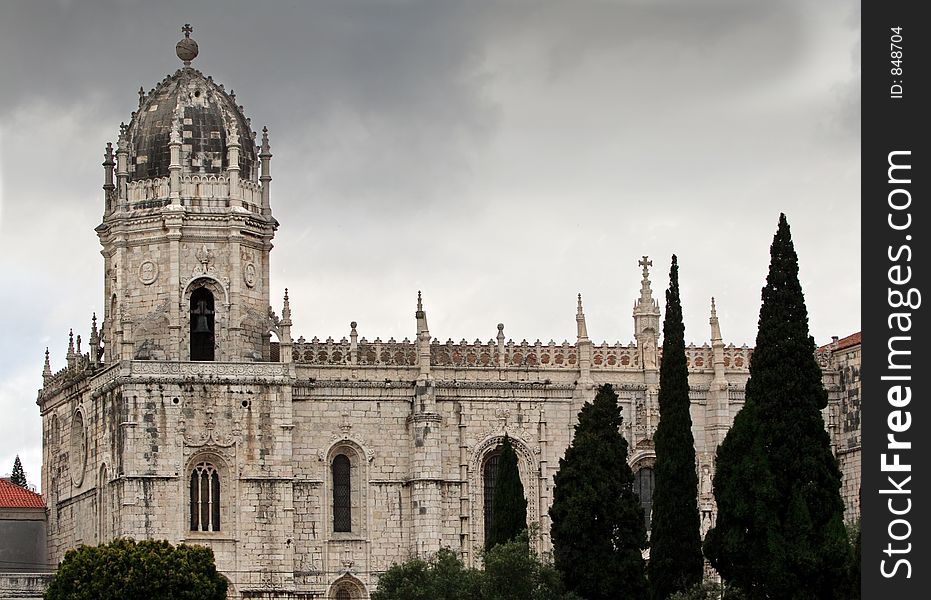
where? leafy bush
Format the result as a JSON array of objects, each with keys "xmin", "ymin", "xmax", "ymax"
[{"xmin": 45, "ymin": 538, "xmax": 227, "ymax": 600}]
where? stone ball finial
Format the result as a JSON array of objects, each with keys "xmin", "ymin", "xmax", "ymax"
[{"xmin": 176, "ymin": 24, "xmax": 199, "ymax": 65}]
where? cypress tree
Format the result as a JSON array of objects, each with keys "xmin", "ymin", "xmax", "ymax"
[
  {"xmin": 550, "ymin": 383, "xmax": 648, "ymax": 600},
  {"xmin": 647, "ymin": 255, "xmax": 703, "ymax": 600},
  {"xmin": 10, "ymin": 455, "xmax": 27, "ymax": 488},
  {"xmin": 704, "ymin": 214, "xmax": 850, "ymax": 600},
  {"xmin": 486, "ymin": 434, "xmax": 528, "ymax": 550}
]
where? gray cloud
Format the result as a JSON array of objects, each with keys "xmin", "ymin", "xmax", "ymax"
[{"xmin": 0, "ymin": 0, "xmax": 860, "ymax": 487}]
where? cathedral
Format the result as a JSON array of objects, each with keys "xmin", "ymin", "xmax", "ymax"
[{"xmin": 36, "ymin": 28, "xmax": 861, "ymax": 600}]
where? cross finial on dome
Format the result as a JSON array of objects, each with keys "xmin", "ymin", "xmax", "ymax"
[{"xmin": 176, "ymin": 24, "xmax": 199, "ymax": 66}]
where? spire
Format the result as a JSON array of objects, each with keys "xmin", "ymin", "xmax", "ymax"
[
  {"xmin": 496, "ymin": 323, "xmax": 506, "ymax": 368},
  {"xmin": 66, "ymin": 329, "xmax": 75, "ymax": 369},
  {"xmin": 574, "ymin": 292, "xmax": 594, "ymax": 388},
  {"xmin": 710, "ymin": 297, "xmax": 723, "ymax": 344},
  {"xmin": 576, "ymin": 293, "xmax": 589, "ymax": 341},
  {"xmin": 116, "ymin": 123, "xmax": 129, "ymax": 205},
  {"xmin": 90, "ymin": 313, "xmax": 100, "ymax": 368},
  {"xmin": 349, "ymin": 321, "xmax": 359, "ymax": 365},
  {"xmin": 103, "ymin": 143, "xmax": 115, "ymax": 190},
  {"xmin": 415, "ymin": 290, "xmax": 429, "ymax": 336},
  {"xmin": 710, "ymin": 296, "xmax": 728, "ymax": 393},
  {"xmin": 259, "ymin": 126, "xmax": 273, "ymax": 215},
  {"xmin": 42, "ymin": 348, "xmax": 51, "ymax": 383},
  {"xmin": 632, "ymin": 255, "xmax": 661, "ymax": 340},
  {"xmin": 636, "ymin": 255, "xmax": 656, "ymax": 306},
  {"xmin": 260, "ymin": 126, "xmax": 272, "ymax": 156},
  {"xmin": 281, "ymin": 288, "xmax": 291, "ymax": 324},
  {"xmin": 415, "ymin": 291, "xmax": 431, "ymax": 379},
  {"xmin": 278, "ymin": 289, "xmax": 293, "ymax": 363}
]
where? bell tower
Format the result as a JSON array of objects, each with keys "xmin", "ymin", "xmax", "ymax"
[{"xmin": 96, "ymin": 25, "xmax": 278, "ymax": 363}]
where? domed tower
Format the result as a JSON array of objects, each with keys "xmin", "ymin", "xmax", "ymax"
[{"xmin": 97, "ymin": 25, "xmax": 277, "ymax": 363}]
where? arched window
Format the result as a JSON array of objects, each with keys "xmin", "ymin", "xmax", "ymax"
[
  {"xmin": 335, "ymin": 589, "xmax": 351, "ymax": 600},
  {"xmin": 482, "ymin": 449, "xmax": 502, "ymax": 541},
  {"xmin": 332, "ymin": 454, "xmax": 352, "ymax": 532},
  {"xmin": 634, "ymin": 466, "xmax": 655, "ymax": 530},
  {"xmin": 50, "ymin": 415, "xmax": 60, "ymax": 446},
  {"xmin": 98, "ymin": 464, "xmax": 109, "ymax": 541},
  {"xmin": 190, "ymin": 462, "xmax": 221, "ymax": 532},
  {"xmin": 190, "ymin": 288, "xmax": 215, "ymax": 361}
]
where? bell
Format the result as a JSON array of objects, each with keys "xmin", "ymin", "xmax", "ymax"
[{"xmin": 193, "ymin": 315, "xmax": 212, "ymax": 334}]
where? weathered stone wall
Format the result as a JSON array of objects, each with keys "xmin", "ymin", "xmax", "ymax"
[
  {"xmin": 0, "ymin": 573, "xmax": 53, "ymax": 600},
  {"xmin": 37, "ymin": 334, "xmax": 872, "ymax": 600},
  {"xmin": 824, "ymin": 340, "xmax": 861, "ymax": 522}
]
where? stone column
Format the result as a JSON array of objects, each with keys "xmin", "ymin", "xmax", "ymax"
[{"xmin": 408, "ymin": 293, "xmax": 443, "ymax": 557}]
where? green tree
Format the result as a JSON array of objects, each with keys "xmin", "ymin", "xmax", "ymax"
[
  {"xmin": 647, "ymin": 255, "xmax": 703, "ymax": 600},
  {"xmin": 486, "ymin": 434, "xmax": 528, "ymax": 550},
  {"xmin": 371, "ymin": 538, "xmax": 579, "ymax": 600},
  {"xmin": 44, "ymin": 538, "xmax": 227, "ymax": 600},
  {"xmin": 847, "ymin": 519, "xmax": 861, "ymax": 600},
  {"xmin": 482, "ymin": 533, "xmax": 581, "ymax": 600},
  {"xmin": 10, "ymin": 455, "xmax": 27, "ymax": 487},
  {"xmin": 668, "ymin": 582, "xmax": 747, "ymax": 600},
  {"xmin": 550, "ymin": 383, "xmax": 648, "ymax": 600},
  {"xmin": 704, "ymin": 214, "xmax": 850, "ymax": 600},
  {"xmin": 371, "ymin": 548, "xmax": 481, "ymax": 600}
]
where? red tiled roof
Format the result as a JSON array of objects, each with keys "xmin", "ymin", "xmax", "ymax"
[
  {"xmin": 0, "ymin": 478, "xmax": 45, "ymax": 509},
  {"xmin": 818, "ymin": 331, "xmax": 861, "ymax": 352}
]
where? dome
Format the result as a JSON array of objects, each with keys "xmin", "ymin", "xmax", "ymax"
[{"xmin": 127, "ymin": 67, "xmax": 257, "ymax": 182}]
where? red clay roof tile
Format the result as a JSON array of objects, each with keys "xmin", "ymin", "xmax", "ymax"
[{"xmin": 0, "ymin": 478, "xmax": 45, "ymax": 509}]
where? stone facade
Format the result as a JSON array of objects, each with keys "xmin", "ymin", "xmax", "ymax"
[
  {"xmin": 36, "ymin": 30, "xmax": 861, "ymax": 600},
  {"xmin": 819, "ymin": 333, "xmax": 862, "ymax": 522}
]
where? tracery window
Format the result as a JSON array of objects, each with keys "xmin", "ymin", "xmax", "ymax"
[
  {"xmin": 482, "ymin": 449, "xmax": 502, "ymax": 541},
  {"xmin": 190, "ymin": 462, "xmax": 221, "ymax": 532},
  {"xmin": 332, "ymin": 454, "xmax": 352, "ymax": 532},
  {"xmin": 634, "ymin": 466, "xmax": 655, "ymax": 531},
  {"xmin": 335, "ymin": 589, "xmax": 351, "ymax": 600}
]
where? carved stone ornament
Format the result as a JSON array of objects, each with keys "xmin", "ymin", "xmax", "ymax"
[
  {"xmin": 70, "ymin": 408, "xmax": 88, "ymax": 487},
  {"xmin": 194, "ymin": 244, "xmax": 214, "ymax": 275},
  {"xmin": 243, "ymin": 262, "xmax": 257, "ymax": 288},
  {"xmin": 138, "ymin": 260, "xmax": 158, "ymax": 285}
]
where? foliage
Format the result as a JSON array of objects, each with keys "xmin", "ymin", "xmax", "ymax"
[
  {"xmin": 372, "ymin": 536, "xmax": 578, "ymax": 600},
  {"xmin": 667, "ymin": 582, "xmax": 747, "ymax": 600},
  {"xmin": 10, "ymin": 455, "xmax": 27, "ymax": 487},
  {"xmin": 44, "ymin": 538, "xmax": 227, "ymax": 600},
  {"xmin": 647, "ymin": 255, "xmax": 703, "ymax": 600},
  {"xmin": 486, "ymin": 435, "xmax": 528, "ymax": 550},
  {"xmin": 703, "ymin": 214, "xmax": 851, "ymax": 600},
  {"xmin": 847, "ymin": 520, "xmax": 861, "ymax": 599},
  {"xmin": 371, "ymin": 547, "xmax": 481, "ymax": 600},
  {"xmin": 550, "ymin": 383, "xmax": 648, "ymax": 600},
  {"xmin": 482, "ymin": 533, "xmax": 580, "ymax": 600}
]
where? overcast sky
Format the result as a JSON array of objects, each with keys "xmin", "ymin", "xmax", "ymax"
[{"xmin": 0, "ymin": 0, "xmax": 859, "ymax": 488}]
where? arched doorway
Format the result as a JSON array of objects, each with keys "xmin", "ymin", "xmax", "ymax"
[{"xmin": 190, "ymin": 288, "xmax": 215, "ymax": 361}]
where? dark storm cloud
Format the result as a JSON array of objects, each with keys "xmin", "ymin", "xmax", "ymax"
[{"xmin": 0, "ymin": 0, "xmax": 860, "ymax": 485}]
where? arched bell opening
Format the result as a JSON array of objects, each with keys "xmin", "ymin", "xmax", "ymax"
[
  {"xmin": 190, "ymin": 287, "xmax": 216, "ymax": 361},
  {"xmin": 267, "ymin": 329, "xmax": 281, "ymax": 362}
]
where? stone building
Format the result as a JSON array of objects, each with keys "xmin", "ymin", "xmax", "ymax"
[
  {"xmin": 0, "ymin": 479, "xmax": 51, "ymax": 600},
  {"xmin": 819, "ymin": 332, "xmax": 862, "ymax": 521},
  {"xmin": 36, "ymin": 28, "xmax": 861, "ymax": 600}
]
